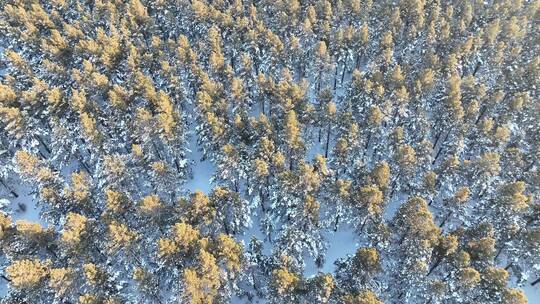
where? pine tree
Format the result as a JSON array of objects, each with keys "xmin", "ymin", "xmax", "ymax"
[{"xmin": 6, "ymin": 259, "xmax": 50, "ymax": 289}]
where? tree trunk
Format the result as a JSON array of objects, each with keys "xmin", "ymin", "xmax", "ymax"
[
  {"xmin": 432, "ymin": 131, "xmax": 451, "ymax": 164},
  {"xmin": 260, "ymin": 188, "xmax": 266, "ymax": 213},
  {"xmin": 341, "ymin": 61, "xmax": 347, "ymax": 84},
  {"xmin": 427, "ymin": 258, "xmax": 442, "ymax": 276},
  {"xmin": 36, "ymin": 135, "xmax": 51, "ymax": 154},
  {"xmin": 472, "ymin": 61, "xmax": 481, "ymax": 76},
  {"xmin": 494, "ymin": 244, "xmax": 506, "ymax": 260},
  {"xmin": 174, "ymin": 158, "xmax": 182, "ymax": 173},
  {"xmin": 76, "ymin": 152, "xmax": 93, "ymax": 176},
  {"xmin": 364, "ymin": 132, "xmax": 372, "ymax": 156},
  {"xmin": 388, "ymin": 173, "xmax": 401, "ymax": 200},
  {"xmin": 439, "ymin": 211, "xmax": 452, "ymax": 228},
  {"xmin": 432, "ymin": 129, "xmax": 442, "ymax": 149},
  {"xmin": 324, "ymin": 124, "xmax": 331, "ymax": 158},
  {"xmin": 289, "ymin": 152, "xmax": 293, "ymax": 170},
  {"xmin": 0, "ymin": 178, "xmax": 18, "ymax": 198},
  {"xmin": 333, "ymin": 64, "xmax": 339, "ymax": 91},
  {"xmin": 360, "ymin": 216, "xmax": 370, "ymax": 232},
  {"xmin": 475, "ymin": 106, "xmax": 488, "ymax": 125},
  {"xmin": 224, "ymin": 221, "xmax": 230, "ymax": 235},
  {"xmin": 333, "ymin": 213, "xmax": 340, "ymax": 232},
  {"xmin": 317, "ymin": 69, "xmax": 322, "ymax": 92}
]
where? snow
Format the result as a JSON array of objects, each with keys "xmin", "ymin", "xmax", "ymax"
[
  {"xmin": 232, "ymin": 295, "xmax": 267, "ymax": 304},
  {"xmin": 524, "ymin": 284, "xmax": 540, "ymax": 302},
  {"xmin": 304, "ymin": 225, "xmax": 359, "ymax": 277},
  {"xmin": 183, "ymin": 131, "xmax": 216, "ymax": 194},
  {"xmin": 319, "ymin": 227, "xmax": 358, "ymax": 273},
  {"xmin": 184, "ymin": 156, "xmax": 215, "ymax": 193},
  {"xmin": 306, "ymin": 137, "xmax": 324, "ymax": 161},
  {"xmin": 384, "ymin": 191, "xmax": 408, "ymax": 220},
  {"xmin": 237, "ymin": 211, "xmax": 272, "ymax": 255},
  {"xmin": 1, "ymin": 178, "xmax": 46, "ymax": 226}
]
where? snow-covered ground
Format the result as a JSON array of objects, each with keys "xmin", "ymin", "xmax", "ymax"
[
  {"xmin": 303, "ymin": 225, "xmax": 359, "ymax": 277},
  {"xmin": 184, "ymin": 131, "xmax": 216, "ymax": 194},
  {"xmin": 524, "ymin": 285, "xmax": 540, "ymax": 302}
]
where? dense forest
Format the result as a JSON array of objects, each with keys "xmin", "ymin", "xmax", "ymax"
[{"xmin": 0, "ymin": 0, "xmax": 539, "ymax": 303}]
